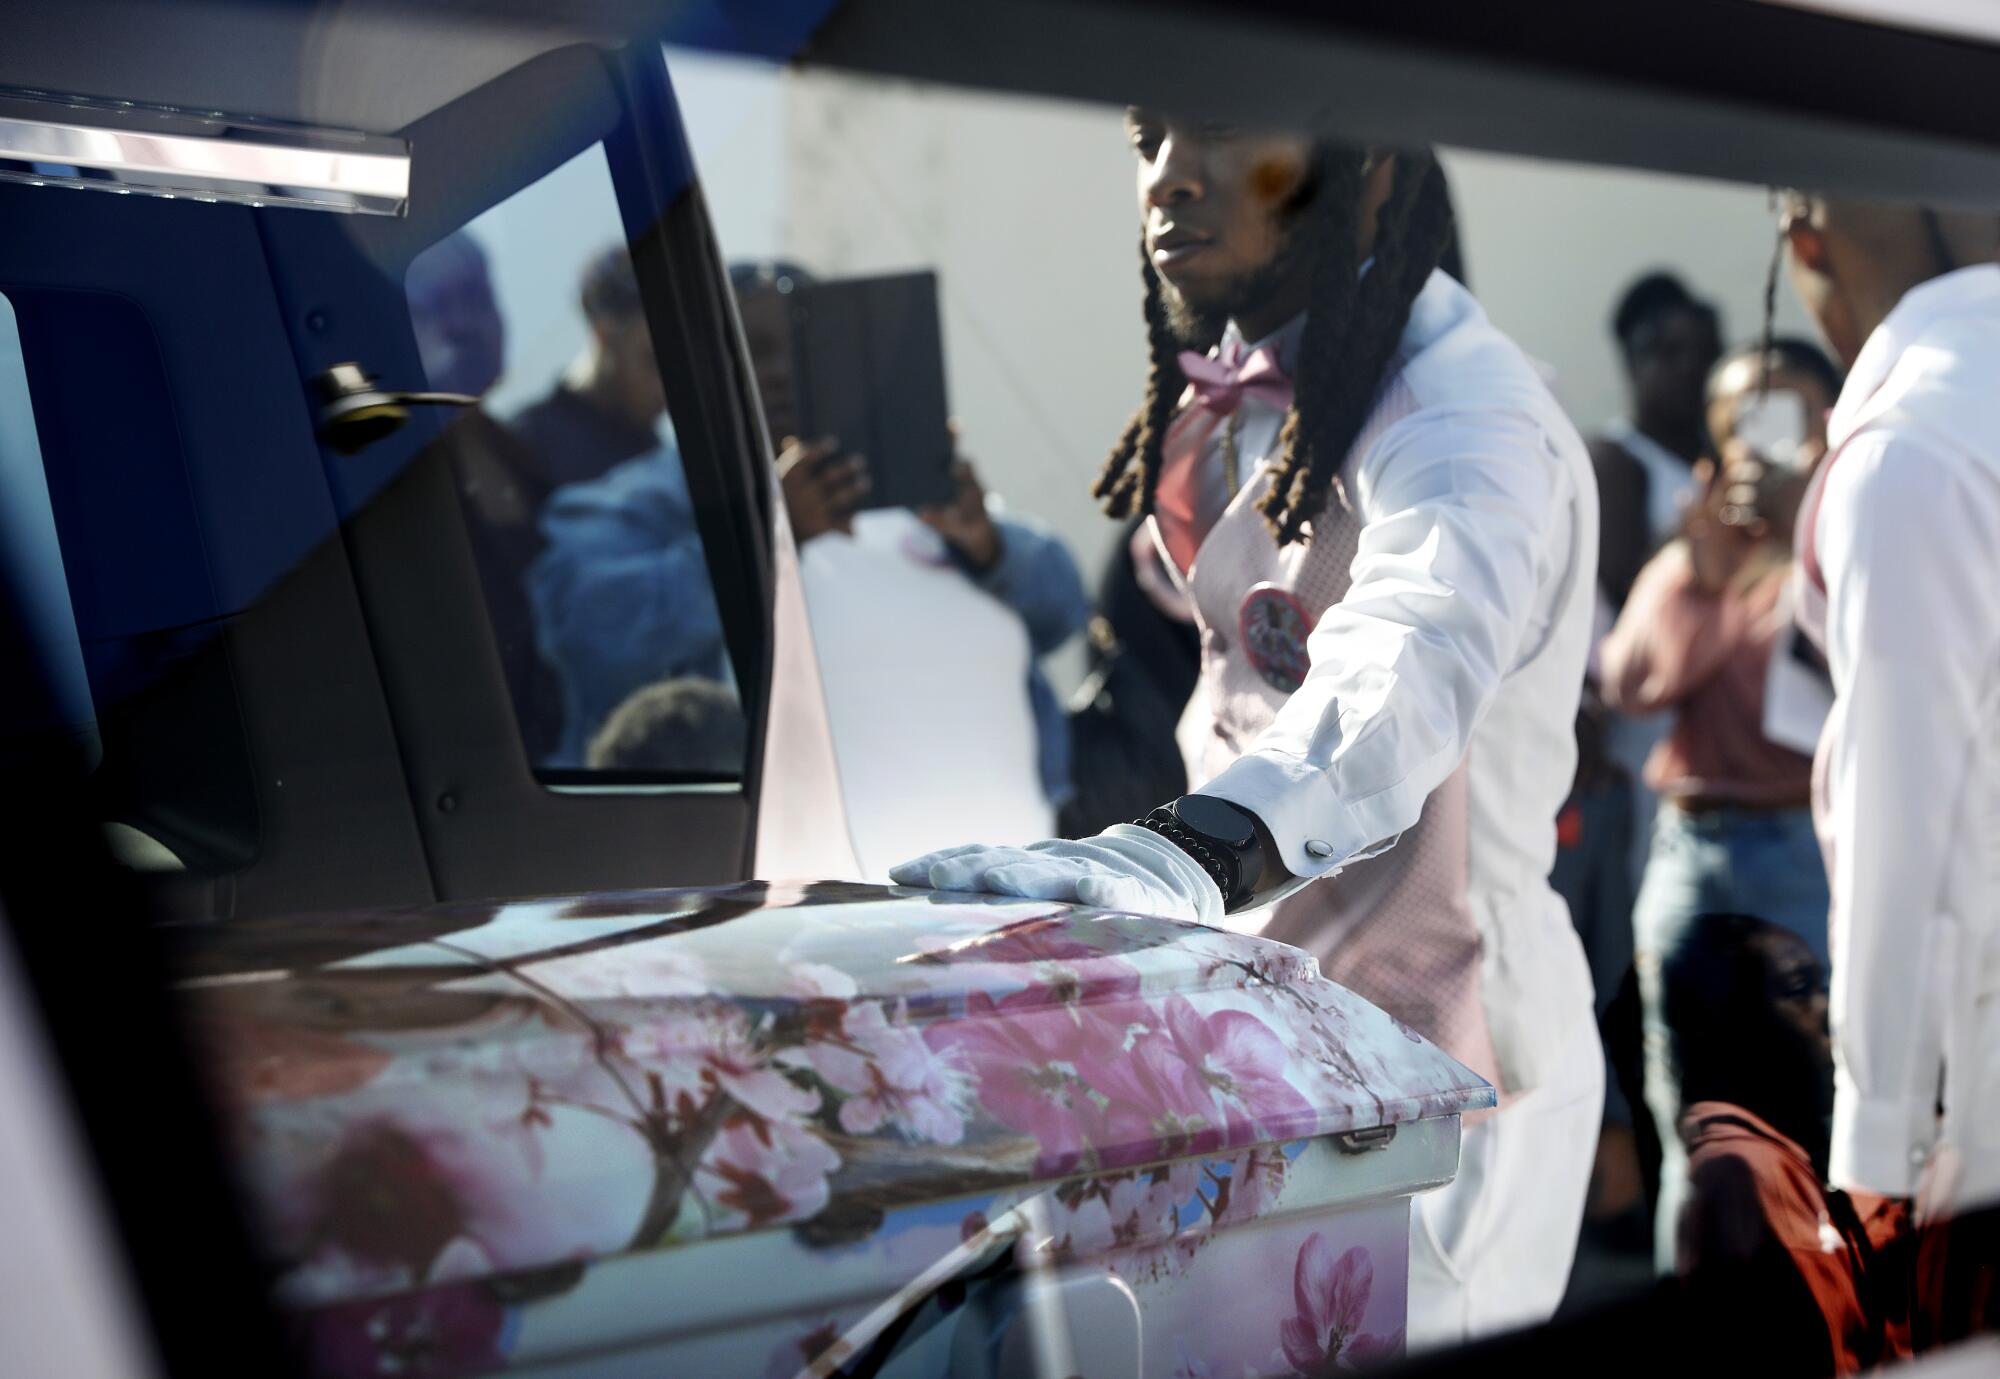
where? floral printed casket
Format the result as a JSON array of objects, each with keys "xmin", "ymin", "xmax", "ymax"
[{"xmin": 171, "ymin": 881, "xmax": 1494, "ymax": 1378}]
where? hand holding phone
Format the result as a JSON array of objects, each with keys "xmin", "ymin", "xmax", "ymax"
[
  {"xmin": 918, "ymin": 459, "xmax": 1002, "ymax": 572},
  {"xmin": 1731, "ymin": 389, "xmax": 1808, "ymax": 470}
]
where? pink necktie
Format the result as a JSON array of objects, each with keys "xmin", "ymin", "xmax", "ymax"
[{"xmin": 1155, "ymin": 341, "xmax": 1295, "ymax": 572}]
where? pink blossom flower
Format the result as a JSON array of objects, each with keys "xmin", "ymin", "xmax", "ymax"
[
  {"xmin": 1059, "ymin": 1173, "xmax": 1173, "ymax": 1256},
  {"xmin": 924, "ymin": 918, "xmax": 1146, "ymax": 1025},
  {"xmin": 781, "ymin": 961, "xmax": 860, "ymax": 1001},
  {"xmin": 262, "ymin": 1085, "xmax": 654, "ymax": 1305},
  {"xmin": 1138, "ymin": 997, "xmax": 1315, "ymax": 1149},
  {"xmin": 1338, "ymin": 1330, "xmax": 1407, "ymax": 1369},
  {"xmin": 1278, "ymin": 1236, "xmax": 1402, "ymax": 1374},
  {"xmin": 1213, "ymin": 1144, "xmax": 1289, "ymax": 1228},
  {"xmin": 808, "ymin": 1001, "xmax": 973, "ymax": 1144},
  {"xmin": 951, "ymin": 918, "xmax": 1106, "ymax": 966},
  {"xmin": 993, "ymin": 952, "xmax": 1143, "ymax": 1023},
  {"xmin": 695, "ymin": 1112, "xmax": 842, "ymax": 1232},
  {"xmin": 925, "ymin": 993, "xmax": 1145, "ymax": 1175},
  {"xmin": 1149, "ymin": 1159, "xmax": 1203, "ymax": 1223},
  {"xmin": 622, "ymin": 1007, "xmax": 820, "ymax": 1124}
]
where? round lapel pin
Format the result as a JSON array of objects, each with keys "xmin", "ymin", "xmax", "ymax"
[{"xmin": 1238, "ymin": 582, "xmax": 1313, "ymax": 692}]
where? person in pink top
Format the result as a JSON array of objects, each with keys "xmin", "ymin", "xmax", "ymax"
[{"xmin": 1598, "ymin": 336, "xmax": 1844, "ymax": 1269}]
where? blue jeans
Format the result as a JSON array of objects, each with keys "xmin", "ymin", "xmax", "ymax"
[{"xmin": 1633, "ymin": 803, "xmax": 1828, "ymax": 1270}]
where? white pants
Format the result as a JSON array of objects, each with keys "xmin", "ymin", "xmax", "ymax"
[{"xmin": 1407, "ymin": 1006, "xmax": 1604, "ymax": 1348}]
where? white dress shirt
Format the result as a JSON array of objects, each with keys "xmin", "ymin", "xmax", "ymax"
[
  {"xmin": 1807, "ymin": 263, "xmax": 2000, "ymax": 1203},
  {"xmin": 1195, "ymin": 281, "xmax": 1593, "ymax": 879},
  {"xmin": 1600, "ymin": 416, "xmax": 1699, "ymax": 548},
  {"xmin": 1183, "ymin": 273, "xmax": 1599, "ymax": 1094}
]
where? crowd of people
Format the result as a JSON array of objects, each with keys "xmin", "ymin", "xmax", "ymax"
[
  {"xmin": 412, "ymin": 121, "xmax": 1996, "ymax": 1372},
  {"xmin": 407, "ymin": 241, "xmax": 1089, "ymax": 878},
  {"xmin": 1566, "ymin": 273, "xmax": 1849, "ymax": 1277},
  {"xmin": 886, "ymin": 119, "xmax": 1996, "ymax": 1371}
]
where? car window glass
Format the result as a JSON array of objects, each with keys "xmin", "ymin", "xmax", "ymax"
[
  {"xmin": 0, "ymin": 290, "xmax": 94, "ymax": 756},
  {"xmin": 405, "ymin": 144, "xmax": 747, "ymax": 783}
]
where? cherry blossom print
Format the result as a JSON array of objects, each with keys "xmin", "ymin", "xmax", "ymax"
[
  {"xmin": 261, "ymin": 1085, "xmax": 654, "ymax": 1306},
  {"xmin": 695, "ymin": 1113, "xmax": 842, "ymax": 1233},
  {"xmin": 186, "ymin": 1009, "xmax": 392, "ymax": 1104},
  {"xmin": 1139, "ymin": 997, "xmax": 1317, "ymax": 1148},
  {"xmin": 298, "ymin": 1281, "xmax": 512, "ymax": 1379},
  {"xmin": 1216, "ymin": 1144, "xmax": 1291, "ymax": 1229},
  {"xmin": 621, "ymin": 1007, "xmax": 820, "ymax": 1125},
  {"xmin": 1278, "ymin": 1236, "xmax": 1402, "ymax": 1374},
  {"xmin": 780, "ymin": 960, "xmax": 861, "ymax": 1002},
  {"xmin": 941, "ymin": 917, "xmax": 1107, "ymax": 966},
  {"xmin": 806, "ymin": 1000, "xmax": 974, "ymax": 1144},
  {"xmin": 1057, "ymin": 1173, "xmax": 1176, "ymax": 1256},
  {"xmin": 179, "ymin": 880, "xmax": 1490, "ymax": 1330},
  {"xmin": 512, "ymin": 938, "xmax": 710, "ymax": 1000},
  {"xmin": 919, "ymin": 917, "xmax": 1148, "ymax": 1021},
  {"xmin": 924, "ymin": 992, "xmax": 1146, "ymax": 1174}
]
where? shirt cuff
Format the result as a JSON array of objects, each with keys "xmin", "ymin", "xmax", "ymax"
[
  {"xmin": 1828, "ymin": 1069, "xmax": 1936, "ymax": 1198},
  {"xmin": 1198, "ymin": 749, "xmax": 1373, "ymax": 878}
]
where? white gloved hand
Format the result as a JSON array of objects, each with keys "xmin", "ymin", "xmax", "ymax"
[{"xmin": 889, "ymin": 824, "xmax": 1224, "ymax": 927}]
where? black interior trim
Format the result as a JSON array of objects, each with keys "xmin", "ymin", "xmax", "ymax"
[
  {"xmin": 250, "ymin": 43, "xmax": 770, "ymax": 900},
  {"xmin": 610, "ymin": 43, "xmax": 782, "ymax": 875},
  {"xmin": 0, "ymin": 587, "xmax": 298, "ymax": 1377},
  {"xmin": 804, "ymin": 0, "xmax": 2000, "ymax": 207}
]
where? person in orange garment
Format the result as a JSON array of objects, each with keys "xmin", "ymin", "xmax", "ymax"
[{"xmin": 1666, "ymin": 911, "xmax": 1910, "ymax": 1374}]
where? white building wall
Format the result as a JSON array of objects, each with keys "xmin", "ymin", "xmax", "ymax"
[{"xmin": 667, "ymin": 48, "xmax": 1820, "ymax": 695}]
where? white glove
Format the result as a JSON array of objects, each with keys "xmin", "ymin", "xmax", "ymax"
[{"xmin": 889, "ymin": 824, "xmax": 1224, "ymax": 927}]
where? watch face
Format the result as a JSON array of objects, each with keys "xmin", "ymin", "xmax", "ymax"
[{"xmin": 1172, "ymin": 795, "xmax": 1257, "ymax": 850}]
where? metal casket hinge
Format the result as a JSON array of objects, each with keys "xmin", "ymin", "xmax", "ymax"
[{"xmin": 1333, "ymin": 1125, "xmax": 1398, "ymax": 1154}]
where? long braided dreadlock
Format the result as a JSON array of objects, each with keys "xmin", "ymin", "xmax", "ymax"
[{"xmin": 1094, "ymin": 146, "xmax": 1456, "ymax": 546}]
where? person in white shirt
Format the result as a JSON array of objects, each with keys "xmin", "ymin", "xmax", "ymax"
[
  {"xmin": 1780, "ymin": 192, "xmax": 2000, "ymax": 1345},
  {"xmin": 894, "ymin": 112, "xmax": 1602, "ymax": 1345},
  {"xmin": 1592, "ymin": 272, "xmax": 1723, "ymax": 611}
]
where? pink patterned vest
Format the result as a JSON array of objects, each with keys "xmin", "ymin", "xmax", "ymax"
[{"xmin": 1161, "ymin": 378, "xmax": 1504, "ymax": 1096}]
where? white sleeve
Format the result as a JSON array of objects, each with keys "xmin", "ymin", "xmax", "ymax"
[
  {"xmin": 1817, "ymin": 433, "xmax": 2000, "ymax": 1196},
  {"xmin": 1201, "ymin": 409, "xmax": 1568, "ymax": 876}
]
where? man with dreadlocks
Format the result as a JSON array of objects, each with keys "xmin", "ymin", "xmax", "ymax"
[{"xmin": 893, "ymin": 112, "xmax": 1602, "ymax": 1344}]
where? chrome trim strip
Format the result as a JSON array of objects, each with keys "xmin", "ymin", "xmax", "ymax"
[{"xmin": 0, "ymin": 90, "xmax": 408, "ymax": 215}]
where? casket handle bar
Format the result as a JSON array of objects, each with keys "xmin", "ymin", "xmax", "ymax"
[{"xmin": 1335, "ymin": 1125, "xmax": 1398, "ymax": 1154}]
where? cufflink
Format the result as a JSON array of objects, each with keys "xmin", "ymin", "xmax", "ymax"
[{"xmin": 1304, "ymin": 840, "xmax": 1336, "ymax": 860}]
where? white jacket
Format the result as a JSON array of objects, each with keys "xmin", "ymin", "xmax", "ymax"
[{"xmin": 1807, "ymin": 264, "xmax": 2000, "ymax": 1206}]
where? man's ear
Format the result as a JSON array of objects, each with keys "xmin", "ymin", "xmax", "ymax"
[{"xmin": 1784, "ymin": 214, "xmax": 1832, "ymax": 280}]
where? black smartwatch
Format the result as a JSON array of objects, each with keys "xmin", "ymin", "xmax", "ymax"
[{"xmin": 1135, "ymin": 794, "xmax": 1286, "ymax": 912}]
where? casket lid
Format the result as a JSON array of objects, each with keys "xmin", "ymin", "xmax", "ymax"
[{"xmin": 170, "ymin": 882, "xmax": 1492, "ymax": 1309}]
